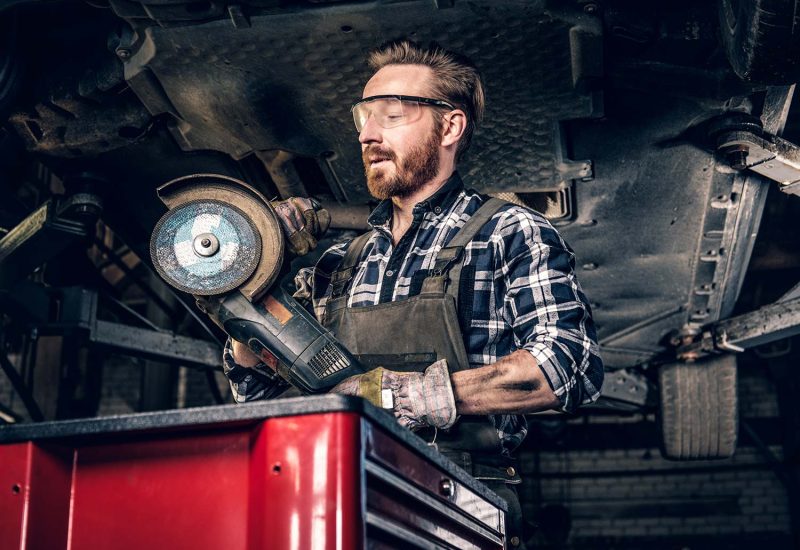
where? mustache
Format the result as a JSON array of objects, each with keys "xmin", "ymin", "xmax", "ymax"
[{"xmin": 362, "ymin": 145, "xmax": 396, "ymax": 163}]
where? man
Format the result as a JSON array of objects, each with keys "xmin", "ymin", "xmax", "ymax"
[{"xmin": 224, "ymin": 40, "xmax": 603, "ymax": 548}]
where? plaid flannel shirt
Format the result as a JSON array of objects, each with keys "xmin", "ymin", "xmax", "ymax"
[{"xmin": 223, "ymin": 172, "xmax": 603, "ymax": 454}]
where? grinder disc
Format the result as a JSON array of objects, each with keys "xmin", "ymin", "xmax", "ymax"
[{"xmin": 150, "ymin": 199, "xmax": 262, "ymax": 295}]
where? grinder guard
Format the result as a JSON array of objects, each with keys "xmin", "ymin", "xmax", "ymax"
[
  {"xmin": 151, "ymin": 174, "xmax": 365, "ymax": 394},
  {"xmin": 155, "ymin": 173, "xmax": 285, "ymax": 302}
]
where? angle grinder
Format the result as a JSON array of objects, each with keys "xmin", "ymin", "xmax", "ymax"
[{"xmin": 149, "ymin": 173, "xmax": 365, "ymax": 394}]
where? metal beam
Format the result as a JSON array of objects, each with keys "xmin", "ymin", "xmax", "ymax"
[
  {"xmin": 0, "ymin": 193, "xmax": 101, "ymax": 290},
  {"xmin": 778, "ymin": 281, "xmax": 800, "ymax": 303},
  {"xmin": 90, "ymin": 320, "xmax": 222, "ymax": 370},
  {"xmin": 716, "ymin": 297, "xmax": 800, "ymax": 351},
  {"xmin": 715, "ymin": 86, "xmax": 800, "ymax": 195}
]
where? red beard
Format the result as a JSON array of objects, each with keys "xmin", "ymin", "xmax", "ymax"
[{"xmin": 362, "ymin": 128, "xmax": 441, "ymax": 200}]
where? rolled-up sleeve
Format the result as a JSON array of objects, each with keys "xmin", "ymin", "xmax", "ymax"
[
  {"xmin": 499, "ymin": 209, "xmax": 603, "ymax": 413},
  {"xmin": 222, "ymin": 338, "xmax": 289, "ymax": 402}
]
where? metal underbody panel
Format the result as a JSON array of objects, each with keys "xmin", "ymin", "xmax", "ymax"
[{"xmin": 118, "ymin": 1, "xmax": 600, "ymax": 201}]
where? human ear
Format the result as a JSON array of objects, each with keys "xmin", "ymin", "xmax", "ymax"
[{"xmin": 440, "ymin": 109, "xmax": 467, "ymax": 148}]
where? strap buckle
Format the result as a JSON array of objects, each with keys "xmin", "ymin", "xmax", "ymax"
[{"xmin": 432, "ymin": 246, "xmax": 464, "ymax": 275}]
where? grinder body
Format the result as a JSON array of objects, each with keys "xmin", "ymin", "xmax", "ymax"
[
  {"xmin": 213, "ymin": 288, "xmax": 362, "ymax": 393},
  {"xmin": 150, "ymin": 174, "xmax": 365, "ymax": 394}
]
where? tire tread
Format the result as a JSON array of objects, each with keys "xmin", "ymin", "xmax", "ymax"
[{"xmin": 659, "ymin": 355, "xmax": 738, "ymax": 460}]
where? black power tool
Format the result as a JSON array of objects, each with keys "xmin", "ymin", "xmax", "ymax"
[{"xmin": 150, "ymin": 174, "xmax": 365, "ymax": 394}]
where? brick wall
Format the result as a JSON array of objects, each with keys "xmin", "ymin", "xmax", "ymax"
[
  {"xmin": 95, "ymin": 360, "xmax": 230, "ymax": 416},
  {"xmin": 739, "ymin": 366, "xmax": 781, "ymax": 418},
  {"xmin": 97, "ymin": 353, "xmax": 143, "ymax": 416},
  {"xmin": 518, "ymin": 366, "xmax": 794, "ymax": 548},
  {"xmin": 178, "ymin": 367, "xmax": 232, "ymax": 409},
  {"xmin": 520, "ymin": 446, "xmax": 791, "ymax": 541}
]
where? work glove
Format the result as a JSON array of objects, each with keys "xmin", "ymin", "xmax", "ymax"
[
  {"xmin": 331, "ymin": 359, "xmax": 458, "ymax": 430},
  {"xmin": 271, "ymin": 197, "xmax": 331, "ymax": 256}
]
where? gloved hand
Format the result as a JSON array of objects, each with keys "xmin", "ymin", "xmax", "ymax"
[
  {"xmin": 331, "ymin": 359, "xmax": 458, "ymax": 430},
  {"xmin": 271, "ymin": 197, "xmax": 331, "ymax": 256}
]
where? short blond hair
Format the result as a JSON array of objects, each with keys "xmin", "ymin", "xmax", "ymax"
[{"xmin": 368, "ymin": 39, "xmax": 485, "ymax": 161}]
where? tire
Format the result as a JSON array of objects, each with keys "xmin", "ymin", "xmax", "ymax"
[
  {"xmin": 658, "ymin": 354, "xmax": 738, "ymax": 460},
  {"xmin": 719, "ymin": 0, "xmax": 800, "ymax": 84}
]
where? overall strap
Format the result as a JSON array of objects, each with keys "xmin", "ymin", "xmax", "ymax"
[
  {"xmin": 420, "ymin": 197, "xmax": 509, "ymax": 296},
  {"xmin": 329, "ymin": 231, "xmax": 373, "ymax": 299}
]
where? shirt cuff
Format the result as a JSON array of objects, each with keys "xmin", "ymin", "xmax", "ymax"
[{"xmin": 525, "ymin": 344, "xmax": 572, "ymax": 413}]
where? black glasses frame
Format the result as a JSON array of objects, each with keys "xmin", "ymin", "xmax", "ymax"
[{"xmin": 351, "ymin": 94, "xmax": 456, "ymax": 112}]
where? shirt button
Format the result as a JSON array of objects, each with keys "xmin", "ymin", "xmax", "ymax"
[
  {"xmin": 385, "ymin": 270, "xmax": 394, "ymax": 277},
  {"xmin": 434, "ymin": 206, "xmax": 442, "ymax": 214},
  {"xmin": 506, "ymin": 466, "xmax": 516, "ymax": 477},
  {"xmin": 510, "ymin": 536, "xmax": 521, "ymax": 547}
]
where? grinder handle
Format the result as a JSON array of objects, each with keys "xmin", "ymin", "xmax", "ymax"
[{"xmin": 217, "ymin": 288, "xmax": 366, "ymax": 394}]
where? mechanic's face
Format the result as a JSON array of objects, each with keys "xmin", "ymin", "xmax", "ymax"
[{"xmin": 359, "ymin": 65, "xmax": 442, "ymax": 200}]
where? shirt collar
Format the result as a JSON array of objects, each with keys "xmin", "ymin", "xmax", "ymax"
[{"xmin": 367, "ymin": 171, "xmax": 465, "ymax": 228}]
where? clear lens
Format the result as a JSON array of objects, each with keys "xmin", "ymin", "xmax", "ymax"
[{"xmin": 352, "ymin": 98, "xmax": 421, "ymax": 132}]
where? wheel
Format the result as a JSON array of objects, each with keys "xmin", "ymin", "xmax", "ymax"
[
  {"xmin": 719, "ymin": 0, "xmax": 800, "ymax": 84},
  {"xmin": 658, "ymin": 354, "xmax": 738, "ymax": 460}
]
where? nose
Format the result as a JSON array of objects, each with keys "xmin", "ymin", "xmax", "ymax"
[{"xmin": 358, "ymin": 113, "xmax": 382, "ymax": 145}]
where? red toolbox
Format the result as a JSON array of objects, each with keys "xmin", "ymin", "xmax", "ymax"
[{"xmin": 0, "ymin": 395, "xmax": 506, "ymax": 549}]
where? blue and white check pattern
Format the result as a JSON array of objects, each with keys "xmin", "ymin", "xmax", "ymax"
[
  {"xmin": 223, "ymin": 173, "xmax": 603, "ymax": 454},
  {"xmin": 222, "ymin": 342, "xmax": 289, "ymax": 402}
]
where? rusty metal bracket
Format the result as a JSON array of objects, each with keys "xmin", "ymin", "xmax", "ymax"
[
  {"xmin": 717, "ymin": 130, "xmax": 800, "ymax": 195},
  {"xmin": 592, "ymin": 367, "xmax": 655, "ymax": 410},
  {"xmin": 678, "ymin": 295, "xmax": 800, "ymax": 361},
  {"xmin": 712, "ymin": 88, "xmax": 800, "ymax": 196}
]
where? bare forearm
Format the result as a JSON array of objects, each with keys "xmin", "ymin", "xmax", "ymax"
[{"xmin": 451, "ymin": 350, "xmax": 560, "ymax": 415}]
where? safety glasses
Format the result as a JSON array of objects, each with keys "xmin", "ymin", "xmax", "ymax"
[{"xmin": 351, "ymin": 95, "xmax": 455, "ymax": 132}]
